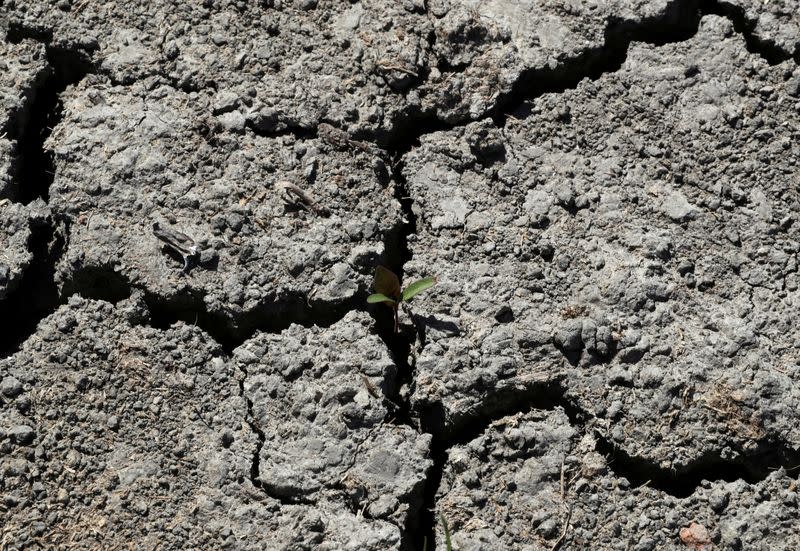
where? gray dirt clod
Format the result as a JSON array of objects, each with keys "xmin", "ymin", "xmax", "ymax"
[
  {"xmin": 5, "ymin": 0, "xmax": 432, "ymax": 140},
  {"xmin": 0, "ymin": 200, "xmax": 49, "ymax": 300},
  {"xmin": 0, "ymin": 298, "xmax": 414, "ymax": 550},
  {"xmin": 237, "ymin": 310, "xmax": 431, "ymax": 533},
  {"xmin": 436, "ymin": 409, "xmax": 800, "ymax": 550},
  {"xmin": 405, "ymin": 16, "xmax": 800, "ymax": 470},
  {"xmin": 0, "ymin": 297, "xmax": 255, "ymax": 548},
  {"xmin": 46, "ymin": 79, "xmax": 401, "ymax": 334},
  {"xmin": 719, "ymin": 0, "xmax": 800, "ymax": 58}
]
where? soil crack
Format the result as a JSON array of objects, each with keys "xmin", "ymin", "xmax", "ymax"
[
  {"xmin": 366, "ymin": 5, "xmax": 799, "ymax": 546},
  {"xmin": 0, "ymin": 40, "xmax": 92, "ymax": 357},
  {"xmin": 411, "ymin": 380, "xmax": 800, "ymax": 549},
  {"xmin": 701, "ymin": 0, "xmax": 797, "ymax": 65},
  {"xmin": 143, "ymin": 291, "xmax": 362, "ymax": 355},
  {"xmin": 595, "ymin": 432, "xmax": 800, "ymax": 498},
  {"xmin": 5, "ymin": 35, "xmax": 93, "ymax": 204},
  {"xmin": 236, "ymin": 362, "xmax": 274, "ymax": 502},
  {"xmin": 0, "ymin": 216, "xmax": 66, "ymax": 356}
]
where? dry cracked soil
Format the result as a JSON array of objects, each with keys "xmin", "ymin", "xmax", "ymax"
[{"xmin": 1, "ymin": 0, "xmax": 800, "ymax": 550}]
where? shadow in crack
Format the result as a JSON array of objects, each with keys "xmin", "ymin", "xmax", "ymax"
[
  {"xmin": 4, "ymin": 38, "xmax": 94, "ymax": 204},
  {"xmin": 60, "ymin": 265, "xmax": 133, "ymax": 304},
  {"xmin": 0, "ymin": 219, "xmax": 64, "ymax": 356},
  {"xmin": 143, "ymin": 290, "xmax": 363, "ymax": 354},
  {"xmin": 414, "ymin": 380, "xmax": 580, "ymax": 551},
  {"xmin": 0, "ymin": 231, "xmax": 137, "ymax": 358},
  {"xmin": 595, "ymin": 432, "xmax": 800, "ymax": 498},
  {"xmin": 701, "ymin": 0, "xmax": 795, "ymax": 65},
  {"xmin": 0, "ymin": 36, "xmax": 94, "ymax": 356}
]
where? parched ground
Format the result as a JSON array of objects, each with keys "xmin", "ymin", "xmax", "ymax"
[{"xmin": 1, "ymin": 1, "xmax": 799, "ymax": 550}]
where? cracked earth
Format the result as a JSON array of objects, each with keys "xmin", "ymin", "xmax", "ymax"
[{"xmin": 1, "ymin": 0, "xmax": 800, "ymax": 549}]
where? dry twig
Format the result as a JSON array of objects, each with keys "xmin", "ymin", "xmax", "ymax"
[
  {"xmin": 276, "ymin": 181, "xmax": 330, "ymax": 217},
  {"xmin": 550, "ymin": 459, "xmax": 573, "ymax": 551}
]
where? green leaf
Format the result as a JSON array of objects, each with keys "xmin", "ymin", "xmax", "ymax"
[
  {"xmin": 402, "ymin": 277, "xmax": 437, "ymax": 302},
  {"xmin": 440, "ymin": 515, "xmax": 453, "ymax": 551},
  {"xmin": 367, "ymin": 293, "xmax": 396, "ymax": 305},
  {"xmin": 374, "ymin": 266, "xmax": 401, "ymax": 301}
]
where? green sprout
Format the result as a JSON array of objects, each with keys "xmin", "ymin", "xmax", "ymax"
[
  {"xmin": 441, "ymin": 514, "xmax": 454, "ymax": 550},
  {"xmin": 422, "ymin": 515, "xmax": 455, "ymax": 551},
  {"xmin": 367, "ymin": 266, "xmax": 437, "ymax": 333}
]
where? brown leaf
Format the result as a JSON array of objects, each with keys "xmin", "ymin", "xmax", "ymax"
[
  {"xmin": 680, "ymin": 522, "xmax": 711, "ymax": 550},
  {"xmin": 374, "ymin": 266, "xmax": 401, "ymax": 301}
]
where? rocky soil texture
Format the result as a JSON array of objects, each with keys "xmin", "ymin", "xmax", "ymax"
[{"xmin": 1, "ymin": 1, "xmax": 799, "ymax": 550}]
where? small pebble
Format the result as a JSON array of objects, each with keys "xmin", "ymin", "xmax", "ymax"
[
  {"xmin": 107, "ymin": 416, "xmax": 120, "ymax": 431},
  {"xmin": 10, "ymin": 425, "xmax": 35, "ymax": 445},
  {"xmin": 709, "ymin": 489, "xmax": 730, "ymax": 512},
  {"xmin": 1, "ymin": 376, "xmax": 23, "ymax": 398}
]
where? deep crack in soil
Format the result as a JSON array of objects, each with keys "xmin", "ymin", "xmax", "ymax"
[
  {"xmin": 236, "ymin": 361, "xmax": 271, "ymax": 502},
  {"xmin": 702, "ymin": 0, "xmax": 797, "ymax": 64},
  {"xmin": 143, "ymin": 290, "xmax": 362, "ymax": 355},
  {"xmin": 0, "ymin": 42, "xmax": 91, "ymax": 355},
  {"xmin": 595, "ymin": 431, "xmax": 800, "ymax": 498},
  {"xmin": 377, "ymin": 4, "xmax": 800, "ymax": 547},
  {"xmin": 5, "ymin": 34, "xmax": 94, "ymax": 204},
  {"xmin": 0, "ymin": 217, "xmax": 66, "ymax": 356}
]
